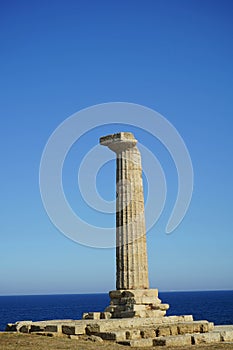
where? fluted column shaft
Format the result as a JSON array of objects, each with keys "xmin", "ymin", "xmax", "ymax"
[{"xmin": 100, "ymin": 132, "xmax": 149, "ymax": 290}]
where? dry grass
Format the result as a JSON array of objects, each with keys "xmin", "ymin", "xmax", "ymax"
[{"xmin": 1, "ymin": 333, "xmax": 233, "ymax": 350}]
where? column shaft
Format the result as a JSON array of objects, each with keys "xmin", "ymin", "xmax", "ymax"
[{"xmin": 116, "ymin": 146, "xmax": 149, "ymax": 289}]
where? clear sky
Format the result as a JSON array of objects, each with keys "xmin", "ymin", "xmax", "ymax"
[{"xmin": 1, "ymin": 0, "xmax": 233, "ymax": 295}]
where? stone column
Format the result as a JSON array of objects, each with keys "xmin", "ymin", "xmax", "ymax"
[
  {"xmin": 98, "ymin": 132, "xmax": 169, "ymax": 319},
  {"xmin": 100, "ymin": 132, "xmax": 149, "ymax": 290}
]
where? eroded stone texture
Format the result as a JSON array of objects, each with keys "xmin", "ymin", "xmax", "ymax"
[
  {"xmin": 214, "ymin": 325, "xmax": 233, "ymax": 341},
  {"xmin": 192, "ymin": 332, "xmax": 221, "ymax": 344},
  {"xmin": 100, "ymin": 132, "xmax": 149, "ymax": 290},
  {"xmin": 6, "ymin": 318, "xmax": 229, "ymax": 347},
  {"xmin": 104, "ymin": 288, "xmax": 169, "ymax": 318},
  {"xmin": 153, "ymin": 334, "xmax": 192, "ymax": 347},
  {"xmin": 99, "ymin": 132, "xmax": 169, "ymax": 318}
]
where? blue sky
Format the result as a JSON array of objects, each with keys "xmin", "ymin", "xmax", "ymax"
[{"xmin": 1, "ymin": 0, "xmax": 233, "ymax": 295}]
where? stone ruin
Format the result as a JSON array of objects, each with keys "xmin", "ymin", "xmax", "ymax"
[
  {"xmin": 83, "ymin": 132, "xmax": 169, "ymax": 320},
  {"xmin": 6, "ymin": 132, "xmax": 233, "ymax": 347}
]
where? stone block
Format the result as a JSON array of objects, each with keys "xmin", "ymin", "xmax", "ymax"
[
  {"xmin": 44, "ymin": 325, "xmax": 58, "ymax": 332},
  {"xmin": 140, "ymin": 328, "xmax": 156, "ymax": 338},
  {"xmin": 83, "ymin": 317, "xmax": 163, "ymax": 334},
  {"xmin": 119, "ymin": 310, "xmax": 136, "ymax": 318},
  {"xmin": 183, "ymin": 315, "xmax": 194, "ymax": 322},
  {"xmin": 111, "ymin": 311, "xmax": 123, "ymax": 318},
  {"xmin": 19, "ymin": 325, "xmax": 30, "ymax": 333},
  {"xmin": 62, "ymin": 325, "xmax": 75, "ymax": 335},
  {"xmin": 56, "ymin": 324, "xmax": 63, "ymax": 333},
  {"xmin": 169, "ymin": 324, "xmax": 178, "ymax": 335},
  {"xmin": 117, "ymin": 340, "xmax": 131, "ymax": 346},
  {"xmin": 127, "ymin": 338, "xmax": 153, "ymax": 347},
  {"xmin": 98, "ymin": 331, "xmax": 126, "ymax": 341},
  {"xmin": 162, "ymin": 316, "xmax": 179, "ymax": 323},
  {"xmin": 209, "ymin": 322, "xmax": 214, "ymax": 331},
  {"xmin": 144, "ymin": 309, "xmax": 166, "ymax": 318},
  {"xmin": 167, "ymin": 334, "xmax": 192, "ymax": 346},
  {"xmin": 193, "ymin": 322, "xmax": 202, "ymax": 333},
  {"xmin": 150, "ymin": 302, "xmax": 169, "ymax": 311},
  {"xmin": 30, "ymin": 324, "xmax": 45, "ymax": 333},
  {"xmin": 74, "ymin": 324, "xmax": 86, "ymax": 335},
  {"xmin": 109, "ymin": 290, "xmax": 122, "ymax": 299},
  {"xmin": 158, "ymin": 303, "xmax": 170, "ymax": 311},
  {"xmin": 132, "ymin": 304, "xmax": 147, "ymax": 311},
  {"xmin": 109, "ymin": 289, "xmax": 158, "ymax": 300},
  {"xmin": 118, "ymin": 297, "xmax": 136, "ymax": 305},
  {"xmin": 92, "ymin": 312, "xmax": 101, "ymax": 320},
  {"xmin": 113, "ymin": 305, "xmax": 127, "ymax": 312},
  {"xmin": 125, "ymin": 296, "xmax": 162, "ymax": 306},
  {"xmin": 141, "ymin": 296, "xmax": 161, "ymax": 305},
  {"xmin": 191, "ymin": 321, "xmax": 212, "ymax": 333},
  {"xmin": 200, "ymin": 321, "xmax": 210, "ymax": 333},
  {"xmin": 220, "ymin": 329, "xmax": 233, "ymax": 341},
  {"xmin": 163, "ymin": 315, "xmax": 193, "ymax": 323},
  {"xmin": 177, "ymin": 322, "xmax": 194, "ymax": 334},
  {"xmin": 5, "ymin": 323, "xmax": 17, "ymax": 332},
  {"xmin": 125, "ymin": 329, "xmax": 141, "ymax": 339},
  {"xmin": 15, "ymin": 321, "xmax": 33, "ymax": 333},
  {"xmin": 153, "ymin": 337, "xmax": 166, "ymax": 346},
  {"xmin": 192, "ymin": 332, "xmax": 221, "ymax": 344},
  {"xmin": 214, "ymin": 326, "xmax": 233, "ymax": 341},
  {"xmin": 154, "ymin": 334, "xmax": 192, "ymax": 346},
  {"xmin": 86, "ymin": 321, "xmax": 123, "ymax": 333},
  {"xmin": 100, "ymin": 312, "xmax": 112, "ymax": 319},
  {"xmin": 156, "ymin": 325, "xmax": 171, "ymax": 337},
  {"xmin": 86, "ymin": 324, "xmax": 97, "ymax": 334},
  {"xmin": 82, "ymin": 312, "xmax": 102, "ymax": 319}
]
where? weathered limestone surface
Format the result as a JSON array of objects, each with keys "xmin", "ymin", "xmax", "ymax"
[
  {"xmin": 104, "ymin": 288, "xmax": 169, "ymax": 319},
  {"xmin": 214, "ymin": 325, "xmax": 233, "ymax": 341},
  {"xmin": 120, "ymin": 338, "xmax": 154, "ymax": 347},
  {"xmin": 192, "ymin": 332, "xmax": 221, "ymax": 344},
  {"xmin": 153, "ymin": 334, "xmax": 192, "ymax": 346},
  {"xmin": 6, "ymin": 319, "xmax": 233, "ymax": 347},
  {"xmin": 99, "ymin": 132, "xmax": 169, "ymax": 318},
  {"xmin": 100, "ymin": 132, "xmax": 149, "ymax": 290},
  {"xmin": 4, "ymin": 318, "xmax": 213, "ymax": 335}
]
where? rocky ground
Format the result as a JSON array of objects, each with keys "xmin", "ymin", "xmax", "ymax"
[{"xmin": 1, "ymin": 333, "xmax": 233, "ymax": 350}]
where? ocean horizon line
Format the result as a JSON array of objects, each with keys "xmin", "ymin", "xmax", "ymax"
[{"xmin": 1, "ymin": 288, "xmax": 233, "ymax": 297}]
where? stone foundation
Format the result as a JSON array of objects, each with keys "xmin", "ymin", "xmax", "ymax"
[
  {"xmin": 5, "ymin": 318, "xmax": 233, "ymax": 347},
  {"xmin": 84, "ymin": 289, "xmax": 169, "ymax": 319}
]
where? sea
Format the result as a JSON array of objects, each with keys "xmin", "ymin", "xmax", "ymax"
[{"xmin": 0, "ymin": 290, "xmax": 232, "ymax": 331}]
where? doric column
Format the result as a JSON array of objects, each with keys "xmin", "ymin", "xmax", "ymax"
[
  {"xmin": 82, "ymin": 132, "xmax": 169, "ymax": 319},
  {"xmin": 100, "ymin": 132, "xmax": 149, "ymax": 290}
]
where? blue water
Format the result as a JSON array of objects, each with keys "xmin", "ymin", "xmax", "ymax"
[{"xmin": 0, "ymin": 291, "xmax": 232, "ymax": 331}]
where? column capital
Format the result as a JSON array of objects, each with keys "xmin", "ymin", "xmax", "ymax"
[{"xmin": 100, "ymin": 132, "xmax": 137, "ymax": 153}]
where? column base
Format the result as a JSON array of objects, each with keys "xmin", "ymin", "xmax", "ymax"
[{"xmin": 105, "ymin": 289, "xmax": 169, "ymax": 318}]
